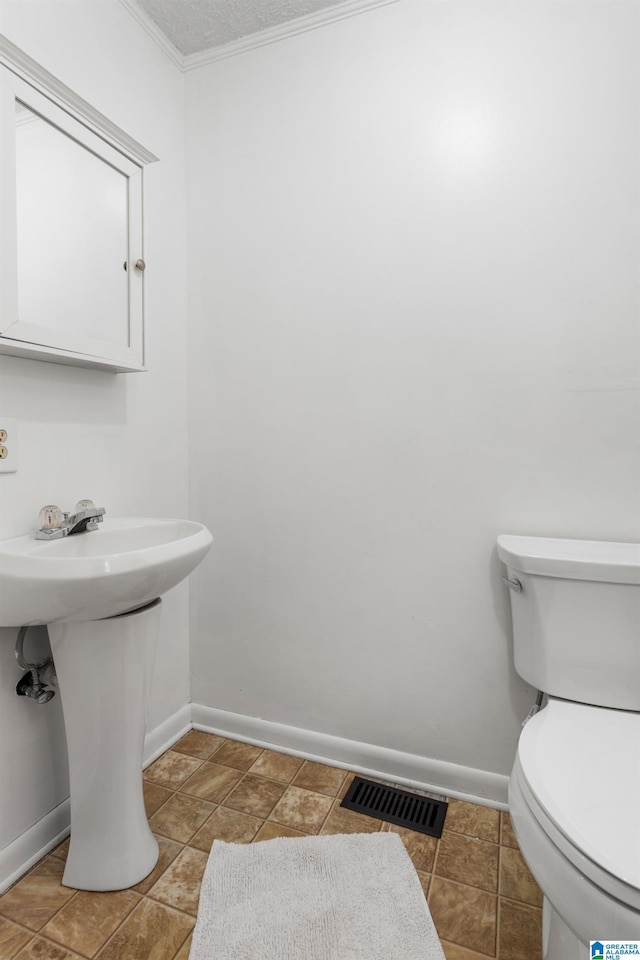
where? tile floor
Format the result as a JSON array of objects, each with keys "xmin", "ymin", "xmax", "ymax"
[{"xmin": 0, "ymin": 731, "xmax": 542, "ymax": 960}]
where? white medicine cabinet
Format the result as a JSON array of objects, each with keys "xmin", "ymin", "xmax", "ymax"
[{"xmin": 0, "ymin": 35, "xmax": 158, "ymax": 372}]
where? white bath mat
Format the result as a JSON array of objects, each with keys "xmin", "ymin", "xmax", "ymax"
[{"xmin": 189, "ymin": 831, "xmax": 446, "ymax": 960}]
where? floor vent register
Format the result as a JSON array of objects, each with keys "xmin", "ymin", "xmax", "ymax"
[{"xmin": 340, "ymin": 777, "xmax": 448, "ymax": 838}]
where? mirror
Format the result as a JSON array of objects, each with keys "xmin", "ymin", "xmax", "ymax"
[
  {"xmin": 0, "ymin": 35, "xmax": 157, "ymax": 372},
  {"xmin": 16, "ymin": 101, "xmax": 130, "ymax": 345}
]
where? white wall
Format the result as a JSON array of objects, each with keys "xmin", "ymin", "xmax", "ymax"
[
  {"xmin": 0, "ymin": 1, "xmax": 188, "ymax": 858},
  {"xmin": 186, "ymin": 0, "xmax": 640, "ymax": 799}
]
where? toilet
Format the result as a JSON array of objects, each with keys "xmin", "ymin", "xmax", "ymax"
[{"xmin": 497, "ymin": 535, "xmax": 640, "ymax": 959}]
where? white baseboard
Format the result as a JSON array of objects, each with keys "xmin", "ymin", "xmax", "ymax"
[
  {"xmin": 0, "ymin": 704, "xmax": 192, "ymax": 894},
  {"xmin": 0, "ymin": 799, "xmax": 71, "ymax": 895},
  {"xmin": 191, "ymin": 704, "xmax": 509, "ymax": 810},
  {"xmin": 143, "ymin": 704, "xmax": 192, "ymax": 768},
  {"xmin": 0, "ymin": 701, "xmax": 508, "ymax": 894}
]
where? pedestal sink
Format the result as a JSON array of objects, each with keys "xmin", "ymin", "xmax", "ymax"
[{"xmin": 0, "ymin": 518, "xmax": 212, "ymax": 891}]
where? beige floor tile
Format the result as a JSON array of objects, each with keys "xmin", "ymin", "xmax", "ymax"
[
  {"xmin": 249, "ymin": 751, "xmax": 304, "ymax": 783},
  {"xmin": 95, "ymin": 899, "xmax": 193, "ymax": 960},
  {"xmin": 269, "ymin": 785, "xmax": 333, "ymax": 834},
  {"xmin": 0, "ymin": 917, "xmax": 33, "ymax": 958},
  {"xmin": 499, "ymin": 846, "xmax": 543, "ymax": 907},
  {"xmin": 0, "ymin": 858, "xmax": 76, "ymax": 932},
  {"xmin": 42, "ymin": 889, "xmax": 140, "ymax": 957},
  {"xmin": 143, "ymin": 782, "xmax": 174, "ymax": 818},
  {"xmin": 415, "ymin": 870, "xmax": 431, "ymax": 898},
  {"xmin": 172, "ymin": 731, "xmax": 224, "ymax": 760},
  {"xmin": 50, "ymin": 838, "xmax": 70, "ymax": 863},
  {"xmin": 223, "ymin": 773, "xmax": 286, "ymax": 819},
  {"xmin": 428, "ymin": 876, "xmax": 497, "ymax": 957},
  {"xmin": 500, "ymin": 812, "xmax": 519, "ymax": 849},
  {"xmin": 149, "ymin": 793, "xmax": 215, "ymax": 844},
  {"xmin": 179, "ymin": 762, "xmax": 244, "ymax": 804},
  {"xmin": 212, "ymin": 741, "xmax": 263, "ymax": 771},
  {"xmin": 498, "ymin": 898, "xmax": 542, "ymax": 960},
  {"xmin": 174, "ymin": 934, "xmax": 192, "ymax": 960},
  {"xmin": 445, "ymin": 800, "xmax": 500, "ymax": 844},
  {"xmin": 435, "ymin": 832, "xmax": 499, "ymax": 893},
  {"xmin": 131, "ymin": 837, "xmax": 184, "ymax": 896},
  {"xmin": 148, "ymin": 847, "xmax": 208, "ymax": 916},
  {"xmin": 320, "ymin": 800, "xmax": 382, "ymax": 835},
  {"xmin": 253, "ymin": 822, "xmax": 307, "ymax": 842},
  {"xmin": 144, "ymin": 752, "xmax": 203, "ymax": 791},
  {"xmin": 442, "ymin": 940, "xmax": 496, "ymax": 960},
  {"xmin": 190, "ymin": 807, "xmax": 262, "ymax": 851},
  {"xmin": 0, "ymin": 736, "xmax": 543, "ymax": 960},
  {"xmin": 292, "ymin": 761, "xmax": 347, "ymax": 796},
  {"xmin": 338, "ymin": 772, "xmax": 356, "ymax": 799},
  {"xmin": 386, "ymin": 824, "xmax": 438, "ymax": 873},
  {"xmin": 15, "ymin": 937, "xmax": 84, "ymax": 959}
]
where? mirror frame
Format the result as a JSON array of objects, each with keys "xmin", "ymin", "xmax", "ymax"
[{"xmin": 0, "ymin": 35, "xmax": 158, "ymax": 373}]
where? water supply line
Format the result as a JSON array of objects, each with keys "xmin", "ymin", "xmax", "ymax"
[
  {"xmin": 522, "ymin": 690, "xmax": 545, "ymax": 727},
  {"xmin": 15, "ymin": 625, "xmax": 57, "ymax": 704}
]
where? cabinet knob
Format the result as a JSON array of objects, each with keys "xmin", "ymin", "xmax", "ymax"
[{"xmin": 135, "ymin": 259, "xmax": 146, "ymax": 272}]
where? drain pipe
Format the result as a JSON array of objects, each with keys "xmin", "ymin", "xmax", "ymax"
[{"xmin": 15, "ymin": 625, "xmax": 57, "ymax": 704}]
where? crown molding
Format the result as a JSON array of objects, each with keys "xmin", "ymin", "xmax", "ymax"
[
  {"xmin": 118, "ymin": 0, "xmax": 185, "ymax": 70},
  {"xmin": 118, "ymin": 0, "xmax": 402, "ymax": 73},
  {"xmin": 184, "ymin": 0, "xmax": 402, "ymax": 70}
]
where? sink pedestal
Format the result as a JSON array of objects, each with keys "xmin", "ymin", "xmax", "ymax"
[{"xmin": 48, "ymin": 598, "xmax": 162, "ymax": 891}]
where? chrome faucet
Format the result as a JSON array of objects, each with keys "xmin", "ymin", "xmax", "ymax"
[{"xmin": 36, "ymin": 500, "xmax": 106, "ymax": 540}]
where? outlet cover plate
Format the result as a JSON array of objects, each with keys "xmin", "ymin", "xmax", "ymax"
[{"xmin": 0, "ymin": 418, "xmax": 17, "ymax": 473}]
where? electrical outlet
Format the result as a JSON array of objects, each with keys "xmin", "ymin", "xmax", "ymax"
[{"xmin": 0, "ymin": 418, "xmax": 17, "ymax": 473}]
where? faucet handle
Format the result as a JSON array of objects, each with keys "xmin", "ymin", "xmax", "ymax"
[
  {"xmin": 38, "ymin": 504, "xmax": 63, "ymax": 530},
  {"xmin": 74, "ymin": 499, "xmax": 96, "ymax": 512}
]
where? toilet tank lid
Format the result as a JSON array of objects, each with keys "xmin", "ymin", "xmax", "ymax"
[{"xmin": 497, "ymin": 534, "xmax": 640, "ymax": 584}]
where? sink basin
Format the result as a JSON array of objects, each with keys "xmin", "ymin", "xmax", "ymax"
[{"xmin": 0, "ymin": 517, "xmax": 213, "ymax": 626}]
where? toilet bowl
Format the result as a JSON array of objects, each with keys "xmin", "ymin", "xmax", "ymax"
[
  {"xmin": 510, "ymin": 699, "xmax": 640, "ymax": 957},
  {"xmin": 497, "ymin": 535, "xmax": 640, "ymax": 959}
]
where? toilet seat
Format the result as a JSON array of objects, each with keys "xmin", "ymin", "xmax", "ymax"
[{"xmin": 516, "ymin": 697, "xmax": 640, "ymax": 911}]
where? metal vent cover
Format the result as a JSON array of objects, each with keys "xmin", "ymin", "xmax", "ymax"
[{"xmin": 340, "ymin": 777, "xmax": 448, "ymax": 838}]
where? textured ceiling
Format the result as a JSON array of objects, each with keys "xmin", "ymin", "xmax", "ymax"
[{"xmin": 134, "ymin": 0, "xmax": 353, "ymax": 56}]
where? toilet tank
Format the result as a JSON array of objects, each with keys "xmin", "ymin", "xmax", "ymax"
[{"xmin": 497, "ymin": 535, "xmax": 640, "ymax": 711}]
